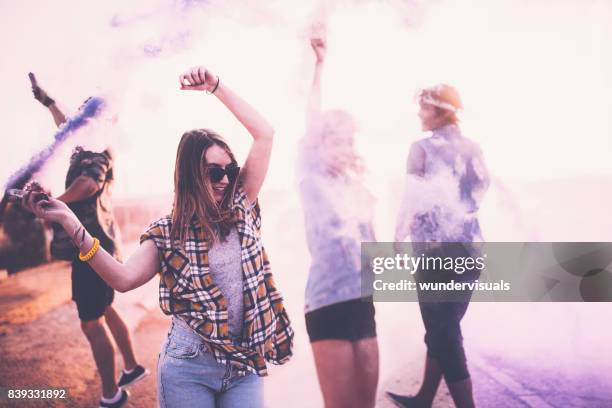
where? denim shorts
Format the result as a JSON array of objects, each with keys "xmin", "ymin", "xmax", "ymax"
[{"xmin": 157, "ymin": 317, "xmax": 263, "ymax": 408}]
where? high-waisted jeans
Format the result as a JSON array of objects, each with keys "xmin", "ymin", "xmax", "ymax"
[{"xmin": 157, "ymin": 317, "xmax": 263, "ymax": 408}]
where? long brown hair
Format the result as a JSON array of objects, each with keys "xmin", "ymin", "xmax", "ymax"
[{"xmin": 170, "ymin": 129, "xmax": 238, "ymax": 247}]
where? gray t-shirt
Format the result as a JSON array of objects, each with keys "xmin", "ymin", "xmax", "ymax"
[
  {"xmin": 209, "ymin": 227, "xmax": 244, "ymax": 338},
  {"xmin": 297, "ymin": 145, "xmax": 376, "ymax": 313}
]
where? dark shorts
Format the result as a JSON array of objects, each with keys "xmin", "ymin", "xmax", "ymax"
[
  {"xmin": 72, "ymin": 261, "xmax": 114, "ymax": 321},
  {"xmin": 305, "ymin": 297, "xmax": 377, "ymax": 342}
]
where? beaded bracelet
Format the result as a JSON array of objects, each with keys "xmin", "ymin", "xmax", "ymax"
[{"xmin": 79, "ymin": 237, "xmax": 100, "ymax": 262}]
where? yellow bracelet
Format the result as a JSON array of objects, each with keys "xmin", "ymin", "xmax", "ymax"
[{"xmin": 79, "ymin": 237, "xmax": 100, "ymax": 262}]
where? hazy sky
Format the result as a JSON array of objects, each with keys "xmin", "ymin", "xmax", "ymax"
[{"xmin": 1, "ymin": 0, "xmax": 611, "ymax": 199}]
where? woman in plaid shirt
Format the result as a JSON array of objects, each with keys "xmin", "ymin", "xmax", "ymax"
[{"xmin": 23, "ymin": 65, "xmax": 294, "ymax": 408}]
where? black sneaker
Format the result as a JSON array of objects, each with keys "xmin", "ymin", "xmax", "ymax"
[
  {"xmin": 117, "ymin": 365, "xmax": 150, "ymax": 388},
  {"xmin": 99, "ymin": 389, "xmax": 129, "ymax": 408},
  {"xmin": 386, "ymin": 391, "xmax": 418, "ymax": 408}
]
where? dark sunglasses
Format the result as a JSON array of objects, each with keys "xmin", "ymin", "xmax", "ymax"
[{"xmin": 207, "ymin": 163, "xmax": 240, "ymax": 183}]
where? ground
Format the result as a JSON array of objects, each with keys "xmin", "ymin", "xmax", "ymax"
[
  {"xmin": 1, "ymin": 258, "xmax": 611, "ymax": 407},
  {"xmin": 1, "ymin": 194, "xmax": 612, "ymax": 408}
]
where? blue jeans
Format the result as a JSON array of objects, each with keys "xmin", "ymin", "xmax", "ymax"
[{"xmin": 157, "ymin": 317, "xmax": 264, "ymax": 408}]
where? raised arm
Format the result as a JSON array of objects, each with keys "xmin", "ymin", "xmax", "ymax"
[
  {"xmin": 179, "ymin": 66, "xmax": 274, "ymax": 204},
  {"xmin": 46, "ymin": 102, "xmax": 67, "ymax": 128},
  {"xmin": 306, "ymin": 37, "xmax": 326, "ymax": 137},
  {"xmin": 56, "ymin": 176, "xmax": 100, "ymax": 203},
  {"xmin": 57, "ymin": 149, "xmax": 113, "ymax": 204},
  {"xmin": 30, "ymin": 73, "xmax": 67, "ymax": 127},
  {"xmin": 23, "ymin": 192, "xmax": 159, "ymax": 292}
]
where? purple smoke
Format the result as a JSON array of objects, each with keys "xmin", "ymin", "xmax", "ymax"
[{"xmin": 3, "ymin": 97, "xmax": 105, "ymax": 191}]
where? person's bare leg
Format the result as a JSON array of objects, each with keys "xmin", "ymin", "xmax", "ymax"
[
  {"xmin": 104, "ymin": 305, "xmax": 137, "ymax": 371},
  {"xmin": 446, "ymin": 377, "xmax": 475, "ymax": 408},
  {"xmin": 311, "ymin": 340, "xmax": 357, "ymax": 408},
  {"xmin": 81, "ymin": 318, "xmax": 118, "ymax": 399},
  {"xmin": 352, "ymin": 337, "xmax": 379, "ymax": 408}
]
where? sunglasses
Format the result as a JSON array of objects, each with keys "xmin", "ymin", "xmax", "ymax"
[{"xmin": 206, "ymin": 163, "xmax": 240, "ymax": 183}]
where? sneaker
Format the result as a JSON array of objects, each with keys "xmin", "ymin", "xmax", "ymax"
[
  {"xmin": 386, "ymin": 391, "xmax": 417, "ymax": 408},
  {"xmin": 117, "ymin": 365, "xmax": 150, "ymax": 388},
  {"xmin": 99, "ymin": 389, "xmax": 129, "ymax": 408}
]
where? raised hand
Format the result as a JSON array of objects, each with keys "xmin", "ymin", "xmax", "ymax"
[
  {"xmin": 179, "ymin": 66, "xmax": 219, "ymax": 92},
  {"xmin": 311, "ymin": 37, "xmax": 327, "ymax": 63},
  {"xmin": 29, "ymin": 72, "xmax": 55, "ymax": 107}
]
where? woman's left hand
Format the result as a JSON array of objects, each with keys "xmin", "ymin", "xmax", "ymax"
[
  {"xmin": 22, "ymin": 190, "xmax": 75, "ymax": 227},
  {"xmin": 179, "ymin": 66, "xmax": 218, "ymax": 92}
]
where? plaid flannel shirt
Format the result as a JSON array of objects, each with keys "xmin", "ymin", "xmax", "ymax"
[{"xmin": 140, "ymin": 184, "xmax": 294, "ymax": 376}]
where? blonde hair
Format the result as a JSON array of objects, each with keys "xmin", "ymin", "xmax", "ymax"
[{"xmin": 320, "ymin": 109, "xmax": 365, "ymax": 177}]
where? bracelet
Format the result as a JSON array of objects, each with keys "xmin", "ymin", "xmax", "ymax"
[
  {"xmin": 42, "ymin": 96, "xmax": 55, "ymax": 107},
  {"xmin": 207, "ymin": 76, "xmax": 220, "ymax": 95},
  {"xmin": 79, "ymin": 237, "xmax": 100, "ymax": 262}
]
